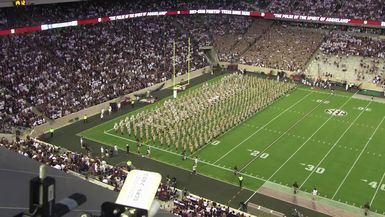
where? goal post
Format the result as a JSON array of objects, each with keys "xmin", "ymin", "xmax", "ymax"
[{"xmin": 172, "ymin": 37, "xmax": 191, "ymax": 99}]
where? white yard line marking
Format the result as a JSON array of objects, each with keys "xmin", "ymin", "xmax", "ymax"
[
  {"xmin": 190, "ymin": 104, "xmax": 260, "ymax": 156},
  {"xmin": 212, "ymin": 92, "xmax": 313, "ymax": 164},
  {"xmin": 270, "ymin": 106, "xmax": 382, "ymax": 130},
  {"xmin": 370, "ymin": 172, "xmax": 385, "ymax": 206},
  {"xmin": 297, "ymin": 88, "xmax": 350, "ymax": 98},
  {"xmin": 239, "ymin": 93, "xmax": 332, "ymax": 172},
  {"xmin": 103, "ymin": 131, "xmax": 267, "ymax": 182},
  {"xmin": 105, "ymin": 90, "xmax": 305, "ymax": 157},
  {"xmin": 105, "ymin": 128, "xmax": 114, "ymax": 133},
  {"xmin": 243, "ymin": 91, "xmax": 356, "ymax": 204},
  {"xmin": 332, "ymin": 116, "xmax": 385, "ymax": 199},
  {"xmin": 300, "ymin": 101, "xmax": 372, "ymax": 188},
  {"xmin": 267, "ymin": 94, "xmax": 355, "ymax": 181}
]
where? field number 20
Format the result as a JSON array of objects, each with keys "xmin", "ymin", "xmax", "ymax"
[{"xmin": 304, "ymin": 164, "xmax": 325, "ymax": 174}]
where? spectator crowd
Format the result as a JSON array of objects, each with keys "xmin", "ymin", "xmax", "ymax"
[
  {"xmin": 156, "ymin": 176, "xmax": 251, "ymax": 216},
  {"xmin": 320, "ymin": 32, "xmax": 385, "ymax": 58},
  {"xmin": 1, "ymin": 0, "xmax": 385, "ymax": 31},
  {"xmin": 267, "ymin": 0, "xmax": 385, "ymax": 21},
  {"xmin": 0, "ymin": 0, "xmax": 254, "ymax": 29},
  {"xmin": 176, "ymin": 15, "xmax": 257, "ymax": 62},
  {"xmin": 241, "ymin": 25, "xmax": 324, "ymax": 72},
  {"xmin": 1, "ymin": 0, "xmax": 385, "ymax": 135},
  {"xmin": 0, "ymin": 137, "xmax": 128, "ymax": 190},
  {"xmin": 0, "ymin": 16, "xmax": 206, "ymax": 132},
  {"xmin": 1, "ymin": 2, "xmax": 384, "ymax": 217},
  {"xmin": 172, "ymin": 196, "xmax": 250, "ymax": 217},
  {"xmin": 0, "ymin": 87, "xmax": 45, "ymax": 133},
  {"xmin": 319, "ymin": 32, "xmax": 385, "ymax": 84},
  {"xmin": 0, "ymin": 136, "xmax": 252, "ymax": 216}
]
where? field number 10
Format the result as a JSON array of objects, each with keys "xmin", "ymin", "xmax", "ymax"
[{"xmin": 304, "ymin": 164, "xmax": 325, "ymax": 174}]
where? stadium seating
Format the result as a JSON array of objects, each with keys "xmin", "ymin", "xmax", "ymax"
[
  {"xmin": 0, "ymin": 87, "xmax": 45, "ymax": 133},
  {"xmin": 241, "ymin": 25, "xmax": 325, "ymax": 71},
  {"xmin": 1, "ymin": 0, "xmax": 385, "ymax": 31},
  {"xmin": 0, "ymin": 0, "xmax": 254, "ymax": 29},
  {"xmin": 0, "ymin": 137, "xmax": 128, "ymax": 190},
  {"xmin": 1, "ymin": 2, "xmax": 385, "ymax": 217},
  {"xmin": 1, "ymin": 1, "xmax": 384, "ymax": 133},
  {"xmin": 267, "ymin": 0, "xmax": 385, "ymax": 21},
  {"xmin": 0, "ymin": 137, "xmax": 252, "ymax": 216},
  {"xmin": 304, "ymin": 32, "xmax": 385, "ymax": 84},
  {"xmin": 0, "ymin": 17, "xmax": 206, "ymax": 132}
]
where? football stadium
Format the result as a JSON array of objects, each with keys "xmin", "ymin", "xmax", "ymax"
[{"xmin": 1, "ymin": 0, "xmax": 385, "ymax": 217}]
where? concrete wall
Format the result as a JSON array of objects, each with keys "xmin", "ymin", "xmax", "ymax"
[
  {"xmin": 0, "ymin": 133, "xmax": 16, "ymax": 141},
  {"xmin": 30, "ymin": 66, "xmax": 211, "ymax": 137},
  {"xmin": 248, "ymin": 202, "xmax": 285, "ymax": 217},
  {"xmin": 219, "ymin": 62, "xmax": 295, "ymax": 76}
]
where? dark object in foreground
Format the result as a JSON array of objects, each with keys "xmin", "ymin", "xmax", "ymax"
[{"xmin": 15, "ymin": 165, "xmax": 86, "ymax": 217}]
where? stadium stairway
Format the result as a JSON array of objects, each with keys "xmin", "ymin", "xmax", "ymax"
[
  {"xmin": 31, "ymin": 106, "xmax": 48, "ymax": 120},
  {"xmin": 302, "ymin": 30, "xmax": 328, "ymax": 75},
  {"xmin": 172, "ymin": 18, "xmax": 218, "ymax": 65},
  {"xmin": 201, "ymin": 47, "xmax": 220, "ymax": 66},
  {"xmin": 237, "ymin": 20, "xmax": 273, "ymax": 56},
  {"xmin": 359, "ymin": 82, "xmax": 385, "ymax": 92},
  {"xmin": 173, "ymin": 18, "xmax": 202, "ymax": 46}
]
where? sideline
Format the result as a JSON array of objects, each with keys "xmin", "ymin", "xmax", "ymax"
[{"xmin": 103, "ymin": 131, "xmax": 268, "ymax": 183}]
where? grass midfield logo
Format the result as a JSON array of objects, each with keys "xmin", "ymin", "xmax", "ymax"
[{"xmin": 325, "ymin": 108, "xmax": 347, "ymax": 116}]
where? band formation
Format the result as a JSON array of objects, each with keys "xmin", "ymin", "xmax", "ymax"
[{"xmin": 114, "ymin": 74, "xmax": 296, "ymax": 153}]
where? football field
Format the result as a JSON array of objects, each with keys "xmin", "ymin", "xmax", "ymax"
[{"xmin": 79, "ymin": 80, "xmax": 385, "ymax": 215}]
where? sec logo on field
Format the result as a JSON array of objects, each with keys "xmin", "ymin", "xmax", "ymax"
[{"xmin": 325, "ymin": 109, "xmax": 347, "ymax": 116}]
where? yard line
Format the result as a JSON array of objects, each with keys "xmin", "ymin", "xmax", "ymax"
[
  {"xmin": 370, "ymin": 172, "xmax": 385, "ymax": 206},
  {"xmin": 191, "ymin": 108, "xmax": 263, "ymax": 156},
  {"xmin": 239, "ymin": 93, "xmax": 332, "ymax": 172},
  {"xmin": 300, "ymin": 101, "xmax": 372, "ymax": 188},
  {"xmin": 242, "ymin": 91, "xmax": 357, "ymax": 204},
  {"xmin": 105, "ymin": 128, "xmax": 114, "ymax": 133},
  {"xmin": 212, "ymin": 92, "xmax": 313, "ymax": 164},
  {"xmin": 103, "ymin": 131, "xmax": 268, "ymax": 182},
  {"xmin": 332, "ymin": 116, "xmax": 385, "ymax": 199},
  {"xmin": 265, "ymin": 92, "xmax": 355, "ymax": 182},
  {"xmin": 297, "ymin": 88, "xmax": 350, "ymax": 98}
]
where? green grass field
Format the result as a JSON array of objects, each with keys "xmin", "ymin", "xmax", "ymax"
[{"xmin": 79, "ymin": 79, "xmax": 385, "ymax": 215}]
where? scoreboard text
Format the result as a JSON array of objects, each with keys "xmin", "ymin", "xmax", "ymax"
[{"xmin": 14, "ymin": 0, "xmax": 27, "ymax": 6}]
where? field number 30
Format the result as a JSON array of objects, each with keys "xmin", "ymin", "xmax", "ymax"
[
  {"xmin": 250, "ymin": 150, "xmax": 269, "ymax": 159},
  {"xmin": 304, "ymin": 164, "xmax": 325, "ymax": 174}
]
